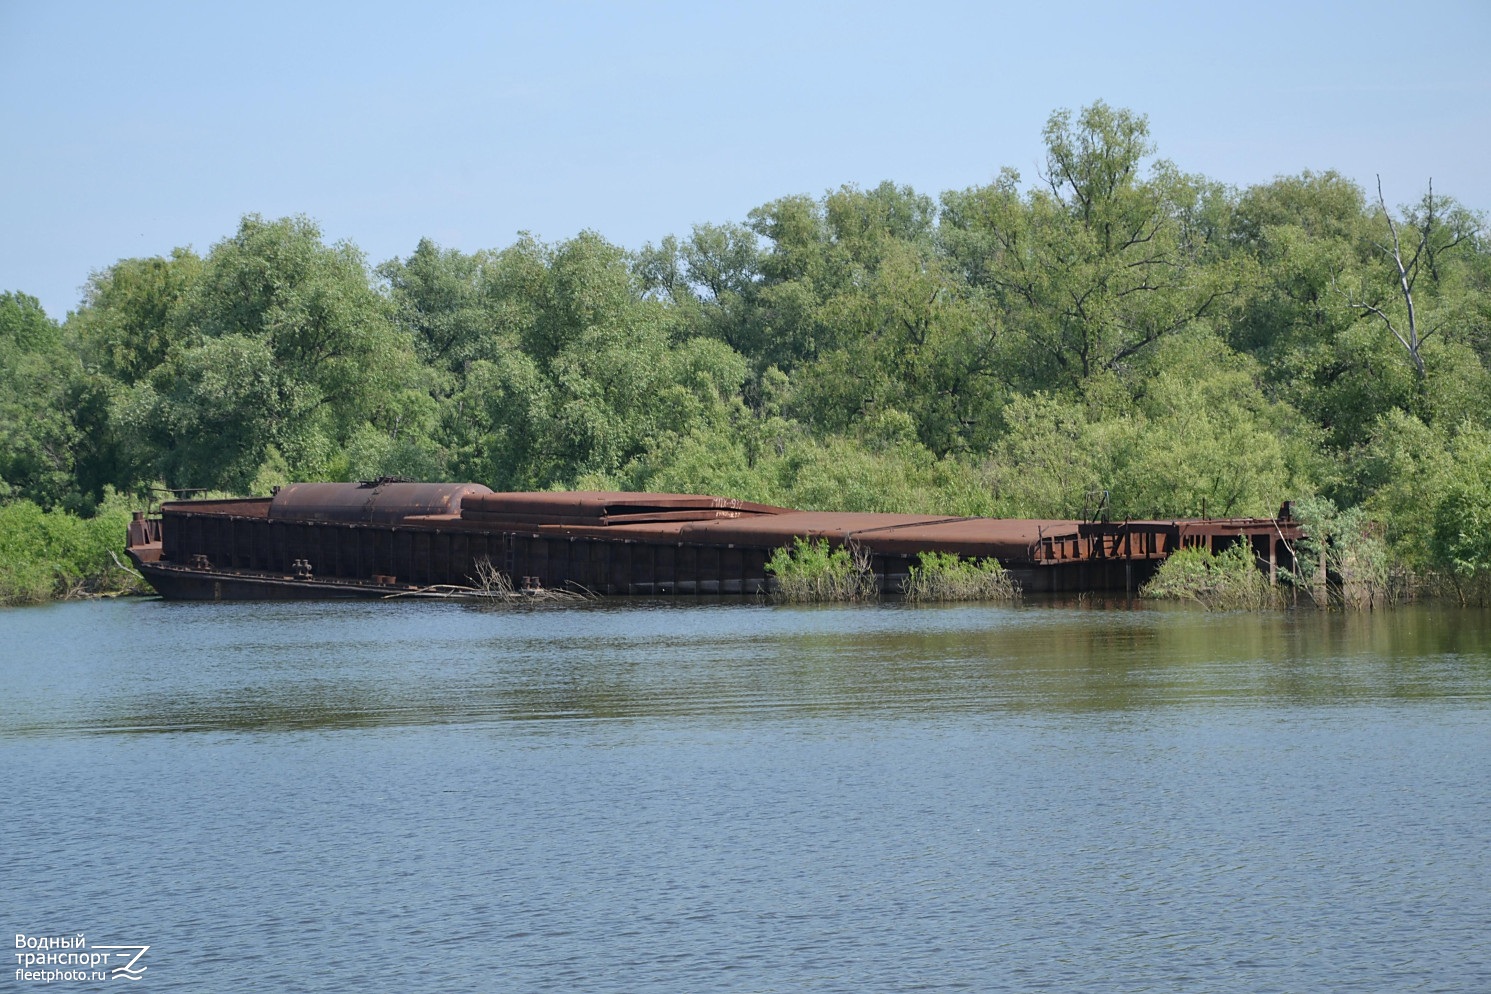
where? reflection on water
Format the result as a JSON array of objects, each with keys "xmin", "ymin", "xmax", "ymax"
[
  {"xmin": 3, "ymin": 598, "xmax": 1489, "ymax": 993},
  {"xmin": 3, "ymin": 599, "xmax": 1489, "ymax": 735}
]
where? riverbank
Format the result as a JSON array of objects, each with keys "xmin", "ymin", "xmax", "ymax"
[{"xmin": 0, "ymin": 499, "xmax": 146, "ymax": 605}]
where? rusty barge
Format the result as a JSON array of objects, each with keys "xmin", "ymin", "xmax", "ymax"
[{"xmin": 123, "ymin": 480, "xmax": 1305, "ymax": 601}]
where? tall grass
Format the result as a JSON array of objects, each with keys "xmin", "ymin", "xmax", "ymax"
[
  {"xmin": 902, "ymin": 551, "xmax": 1019, "ymax": 602},
  {"xmin": 0, "ymin": 498, "xmax": 146, "ymax": 606},
  {"xmin": 1140, "ymin": 542, "xmax": 1280, "ymax": 610},
  {"xmin": 765, "ymin": 538, "xmax": 878, "ymax": 603},
  {"xmin": 766, "ymin": 541, "xmax": 1022, "ymax": 604}
]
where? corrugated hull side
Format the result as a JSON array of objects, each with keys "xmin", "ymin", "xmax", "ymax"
[{"xmin": 129, "ymin": 485, "xmax": 1304, "ymax": 600}]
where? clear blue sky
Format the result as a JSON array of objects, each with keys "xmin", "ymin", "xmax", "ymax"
[{"xmin": 4, "ymin": 0, "xmax": 1489, "ymax": 321}]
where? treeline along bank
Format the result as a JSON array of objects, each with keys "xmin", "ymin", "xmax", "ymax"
[{"xmin": 3, "ymin": 103, "xmax": 1490, "ymax": 603}]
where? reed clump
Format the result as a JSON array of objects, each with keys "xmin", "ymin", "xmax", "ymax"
[
  {"xmin": 765, "ymin": 538, "xmax": 879, "ymax": 603},
  {"xmin": 902, "ymin": 551, "xmax": 1019, "ymax": 602},
  {"xmin": 1140, "ymin": 542, "xmax": 1281, "ymax": 610}
]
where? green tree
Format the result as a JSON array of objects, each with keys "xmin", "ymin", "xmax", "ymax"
[
  {"xmin": 940, "ymin": 102, "xmax": 1239, "ymax": 392},
  {"xmin": 71, "ymin": 248, "xmax": 203, "ymax": 384},
  {"xmin": 637, "ymin": 223, "xmax": 764, "ymax": 351},
  {"xmin": 987, "ymin": 337, "xmax": 1312, "ymax": 519},
  {"xmin": 1228, "ymin": 172, "xmax": 1381, "ymax": 447},
  {"xmin": 441, "ymin": 231, "xmax": 750, "ymax": 490},
  {"xmin": 788, "ymin": 237, "xmax": 1005, "ymax": 454},
  {"xmin": 184, "ymin": 214, "xmax": 403, "ymax": 412},
  {"xmin": 741, "ymin": 193, "xmax": 850, "ymax": 373},
  {"xmin": 1358, "ymin": 413, "xmax": 1491, "ymax": 600},
  {"xmin": 120, "ymin": 215, "xmax": 418, "ymax": 490},
  {"xmin": 1429, "ymin": 424, "xmax": 1491, "ymax": 602},
  {"xmin": 0, "ymin": 292, "xmax": 82, "ymax": 506},
  {"xmin": 378, "ymin": 238, "xmax": 493, "ymax": 372}
]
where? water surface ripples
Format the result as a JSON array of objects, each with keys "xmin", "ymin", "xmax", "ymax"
[{"xmin": 3, "ymin": 598, "xmax": 1488, "ymax": 991}]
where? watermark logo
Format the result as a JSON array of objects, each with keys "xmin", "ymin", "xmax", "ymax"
[
  {"xmin": 91, "ymin": 945, "xmax": 150, "ymax": 981},
  {"xmin": 14, "ymin": 934, "xmax": 149, "ymax": 983}
]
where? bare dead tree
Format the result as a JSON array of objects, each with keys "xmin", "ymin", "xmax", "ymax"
[
  {"xmin": 1338, "ymin": 177, "xmax": 1483, "ymax": 396},
  {"xmin": 1407, "ymin": 179, "xmax": 1474, "ymax": 286},
  {"xmin": 1340, "ymin": 176, "xmax": 1434, "ymax": 382}
]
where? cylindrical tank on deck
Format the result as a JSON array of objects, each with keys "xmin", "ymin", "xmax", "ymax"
[{"xmin": 268, "ymin": 481, "xmax": 493, "ymax": 523}]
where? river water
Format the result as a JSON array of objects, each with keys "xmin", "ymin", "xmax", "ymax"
[{"xmin": 3, "ymin": 597, "xmax": 1488, "ymax": 992}]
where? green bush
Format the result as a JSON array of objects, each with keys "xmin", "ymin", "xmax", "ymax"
[
  {"xmin": 1427, "ymin": 426, "xmax": 1491, "ymax": 605},
  {"xmin": 765, "ymin": 537, "xmax": 878, "ymax": 603},
  {"xmin": 1355, "ymin": 416, "xmax": 1491, "ymax": 604},
  {"xmin": 902, "ymin": 551, "xmax": 1019, "ymax": 602},
  {"xmin": 1284, "ymin": 496, "xmax": 1401, "ymax": 609},
  {"xmin": 0, "ymin": 497, "xmax": 146, "ymax": 605},
  {"xmin": 1140, "ymin": 542, "xmax": 1280, "ymax": 610}
]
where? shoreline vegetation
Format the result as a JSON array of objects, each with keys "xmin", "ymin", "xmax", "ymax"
[
  {"xmin": 0, "ymin": 497, "xmax": 147, "ymax": 606},
  {"xmin": 902, "ymin": 551, "xmax": 1020, "ymax": 604},
  {"xmin": 765, "ymin": 539, "xmax": 1019, "ymax": 604},
  {"xmin": 3, "ymin": 100, "xmax": 1490, "ymax": 608},
  {"xmin": 765, "ymin": 538, "xmax": 880, "ymax": 604},
  {"xmin": 1140, "ymin": 544, "xmax": 1282, "ymax": 611}
]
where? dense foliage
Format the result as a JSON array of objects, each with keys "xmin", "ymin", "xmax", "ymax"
[
  {"xmin": 0, "ymin": 494, "xmax": 145, "ymax": 604},
  {"xmin": 1140, "ymin": 543, "xmax": 1280, "ymax": 611},
  {"xmin": 4, "ymin": 102, "xmax": 1490, "ymax": 600}
]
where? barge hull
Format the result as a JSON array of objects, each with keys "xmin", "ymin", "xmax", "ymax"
[{"xmin": 126, "ymin": 483, "xmax": 1297, "ymax": 601}]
